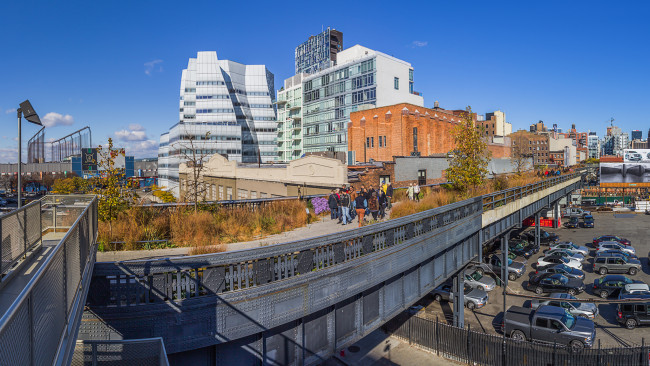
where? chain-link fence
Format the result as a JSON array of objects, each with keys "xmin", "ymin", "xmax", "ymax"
[
  {"xmin": 41, "ymin": 195, "xmax": 96, "ymax": 233},
  {"xmin": 0, "ymin": 199, "xmax": 42, "ymax": 277},
  {"xmin": 384, "ymin": 313, "xmax": 648, "ymax": 366},
  {"xmin": 0, "ymin": 197, "xmax": 98, "ymax": 366},
  {"xmin": 71, "ymin": 338, "xmax": 169, "ymax": 366}
]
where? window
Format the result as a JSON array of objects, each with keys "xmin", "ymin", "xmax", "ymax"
[
  {"xmin": 413, "ymin": 127, "xmax": 418, "ymax": 152},
  {"xmin": 384, "ymin": 136, "xmax": 388, "ymax": 147},
  {"xmin": 371, "ymin": 137, "xmax": 374, "ymax": 148},
  {"xmin": 418, "ymin": 170, "xmax": 426, "ymax": 186},
  {"xmin": 394, "ymin": 77, "xmax": 399, "ymax": 90},
  {"xmin": 379, "ymin": 136, "xmax": 383, "ymax": 147},
  {"xmin": 366, "ymin": 137, "xmax": 370, "ymax": 148},
  {"xmin": 535, "ymin": 318, "xmax": 547, "ymax": 328}
]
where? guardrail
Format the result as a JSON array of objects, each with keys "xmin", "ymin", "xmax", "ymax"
[
  {"xmin": 384, "ymin": 313, "xmax": 645, "ymax": 366},
  {"xmin": 482, "ymin": 172, "xmax": 582, "ymax": 211},
  {"xmin": 72, "ymin": 337, "xmax": 169, "ymax": 366},
  {"xmin": 0, "ymin": 199, "xmax": 42, "ymax": 280},
  {"xmin": 0, "ymin": 197, "xmax": 98, "ymax": 366}
]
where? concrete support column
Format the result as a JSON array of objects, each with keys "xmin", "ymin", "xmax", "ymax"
[
  {"xmin": 501, "ymin": 234, "xmax": 509, "ymax": 327},
  {"xmin": 477, "ymin": 230, "xmax": 483, "ymax": 263},
  {"xmin": 452, "ymin": 272, "xmax": 465, "ymax": 328},
  {"xmin": 554, "ymin": 201, "xmax": 560, "ymax": 229},
  {"xmin": 535, "ymin": 212, "xmax": 541, "ymax": 248}
]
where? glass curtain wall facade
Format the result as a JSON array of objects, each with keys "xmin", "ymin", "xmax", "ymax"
[
  {"xmin": 158, "ymin": 51, "xmax": 276, "ymax": 195},
  {"xmin": 276, "ymin": 74, "xmax": 305, "ymax": 161},
  {"xmin": 295, "ymin": 27, "xmax": 343, "ymax": 75},
  {"xmin": 302, "ymin": 57, "xmax": 377, "ymax": 154}
]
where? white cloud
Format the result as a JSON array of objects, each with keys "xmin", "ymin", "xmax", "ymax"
[
  {"xmin": 113, "ymin": 125, "xmax": 158, "ymax": 158},
  {"xmin": 0, "ymin": 147, "xmax": 19, "ymax": 163},
  {"xmin": 144, "ymin": 59, "xmax": 163, "ymax": 76},
  {"xmin": 42, "ymin": 112, "xmax": 74, "ymax": 127},
  {"xmin": 5, "ymin": 108, "xmax": 16, "ymax": 115},
  {"xmin": 411, "ymin": 40, "xmax": 428, "ymax": 48}
]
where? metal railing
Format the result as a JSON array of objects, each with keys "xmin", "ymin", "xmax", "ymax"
[
  {"xmin": 384, "ymin": 313, "xmax": 647, "ymax": 366},
  {"xmin": 0, "ymin": 197, "xmax": 98, "ymax": 366},
  {"xmin": 71, "ymin": 338, "xmax": 169, "ymax": 366},
  {"xmin": 42, "ymin": 195, "xmax": 97, "ymax": 233},
  {"xmin": 482, "ymin": 172, "xmax": 581, "ymax": 211},
  {"xmin": 0, "ymin": 199, "xmax": 42, "ymax": 280}
]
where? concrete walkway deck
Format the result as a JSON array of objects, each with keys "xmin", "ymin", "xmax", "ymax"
[
  {"xmin": 0, "ymin": 233, "xmax": 64, "ymax": 320},
  {"xmin": 97, "ymin": 208, "xmax": 395, "ymax": 262}
]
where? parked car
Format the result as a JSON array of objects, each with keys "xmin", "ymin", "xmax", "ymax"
[
  {"xmin": 508, "ymin": 240, "xmax": 535, "ymax": 259},
  {"xmin": 542, "ymin": 249, "xmax": 585, "ymax": 263},
  {"xmin": 537, "ymin": 254, "xmax": 583, "ymax": 270},
  {"xmin": 596, "ymin": 241, "xmax": 636, "ymax": 256},
  {"xmin": 593, "ymin": 252, "xmax": 641, "ymax": 275},
  {"xmin": 546, "ymin": 242, "xmax": 589, "ymax": 256},
  {"xmin": 531, "ymin": 293, "xmax": 599, "ymax": 319},
  {"xmin": 565, "ymin": 216, "xmax": 580, "ymax": 228},
  {"xmin": 520, "ymin": 229, "xmax": 559, "ymax": 245},
  {"xmin": 616, "ymin": 295, "xmax": 650, "ymax": 329},
  {"xmin": 582, "ymin": 215, "xmax": 594, "ymax": 228},
  {"xmin": 625, "ymin": 151, "xmax": 643, "ymax": 161},
  {"xmin": 494, "ymin": 250, "xmax": 528, "ymax": 265},
  {"xmin": 563, "ymin": 207, "xmax": 591, "ymax": 218},
  {"xmin": 503, "ymin": 305, "xmax": 595, "ymax": 352},
  {"xmin": 593, "ymin": 275, "xmax": 642, "ymax": 298},
  {"xmin": 431, "ymin": 283, "xmax": 489, "ymax": 311},
  {"xmin": 619, "ymin": 283, "xmax": 650, "ymax": 298},
  {"xmin": 600, "ymin": 249, "xmax": 638, "ymax": 260},
  {"xmin": 528, "ymin": 273, "xmax": 585, "ymax": 295},
  {"xmin": 462, "ymin": 268, "xmax": 496, "ymax": 292},
  {"xmin": 535, "ymin": 263, "xmax": 585, "ymax": 280},
  {"xmin": 593, "ymin": 235, "xmax": 631, "ymax": 246},
  {"xmin": 472, "ymin": 253, "xmax": 526, "ymax": 281}
]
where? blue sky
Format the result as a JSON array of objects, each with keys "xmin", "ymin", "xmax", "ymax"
[{"xmin": 0, "ymin": 1, "xmax": 648, "ymax": 162}]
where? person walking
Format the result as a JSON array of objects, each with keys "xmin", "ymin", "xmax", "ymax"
[
  {"xmin": 414, "ymin": 183, "xmax": 421, "ymax": 202},
  {"xmin": 354, "ymin": 192, "xmax": 367, "ymax": 227},
  {"xmin": 368, "ymin": 191, "xmax": 380, "ymax": 220},
  {"xmin": 340, "ymin": 189, "xmax": 351, "ymax": 225},
  {"xmin": 327, "ymin": 190, "xmax": 339, "ymax": 220},
  {"xmin": 378, "ymin": 189, "xmax": 387, "ymax": 219},
  {"xmin": 407, "ymin": 183, "xmax": 414, "ymax": 201},
  {"xmin": 386, "ymin": 183, "xmax": 393, "ymax": 210},
  {"xmin": 336, "ymin": 189, "xmax": 343, "ymax": 223},
  {"xmin": 381, "ymin": 181, "xmax": 388, "ymax": 195}
]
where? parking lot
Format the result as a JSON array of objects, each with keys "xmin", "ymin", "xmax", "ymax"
[{"xmin": 415, "ymin": 211, "xmax": 650, "ymax": 348}]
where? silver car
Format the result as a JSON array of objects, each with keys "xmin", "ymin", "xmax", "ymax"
[
  {"xmin": 432, "ymin": 283, "xmax": 489, "ymax": 311},
  {"xmin": 463, "ymin": 268, "xmax": 496, "ymax": 292},
  {"xmin": 544, "ymin": 248, "xmax": 585, "ymax": 263},
  {"xmin": 548, "ymin": 242, "xmax": 589, "ymax": 256},
  {"xmin": 597, "ymin": 241, "xmax": 636, "ymax": 256},
  {"xmin": 531, "ymin": 293, "xmax": 599, "ymax": 319}
]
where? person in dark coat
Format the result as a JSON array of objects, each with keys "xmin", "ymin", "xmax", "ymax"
[
  {"xmin": 368, "ymin": 191, "xmax": 380, "ymax": 220},
  {"xmin": 354, "ymin": 193, "xmax": 367, "ymax": 227},
  {"xmin": 378, "ymin": 190, "xmax": 387, "ymax": 219},
  {"xmin": 327, "ymin": 190, "xmax": 339, "ymax": 220},
  {"xmin": 386, "ymin": 183, "xmax": 393, "ymax": 210}
]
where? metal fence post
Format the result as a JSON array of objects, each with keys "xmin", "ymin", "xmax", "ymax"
[
  {"xmin": 22, "ymin": 208, "xmax": 27, "ymax": 258},
  {"xmin": 467, "ymin": 324, "xmax": 471, "ymax": 362},
  {"xmin": 597, "ymin": 339, "xmax": 601, "ymax": 366},
  {"xmin": 92, "ymin": 343, "xmax": 98, "ymax": 366},
  {"xmin": 553, "ymin": 342, "xmax": 556, "ymax": 366},
  {"xmin": 408, "ymin": 315, "xmax": 412, "ymax": 345},
  {"xmin": 436, "ymin": 316, "xmax": 439, "ymax": 356},
  {"xmin": 53, "ymin": 204, "xmax": 57, "ymax": 232}
]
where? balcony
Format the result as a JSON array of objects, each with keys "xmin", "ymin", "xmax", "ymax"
[
  {"xmin": 275, "ymin": 99, "xmax": 287, "ymax": 105},
  {"xmin": 289, "ymin": 104, "xmax": 301, "ymax": 111}
]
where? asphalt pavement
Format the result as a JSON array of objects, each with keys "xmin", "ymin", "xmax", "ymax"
[{"xmin": 417, "ymin": 211, "xmax": 650, "ymax": 348}]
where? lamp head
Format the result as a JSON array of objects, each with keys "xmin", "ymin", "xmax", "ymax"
[{"xmin": 19, "ymin": 100, "xmax": 41, "ymax": 125}]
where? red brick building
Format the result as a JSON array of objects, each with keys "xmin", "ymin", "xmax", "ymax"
[{"xmin": 348, "ymin": 103, "xmax": 511, "ymax": 163}]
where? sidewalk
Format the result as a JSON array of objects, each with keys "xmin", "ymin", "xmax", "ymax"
[
  {"xmin": 97, "ymin": 207, "xmax": 395, "ymax": 262},
  {"xmin": 324, "ymin": 329, "xmax": 462, "ymax": 366}
]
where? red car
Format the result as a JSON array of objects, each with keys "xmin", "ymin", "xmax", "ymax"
[{"xmin": 593, "ymin": 235, "xmax": 631, "ymax": 246}]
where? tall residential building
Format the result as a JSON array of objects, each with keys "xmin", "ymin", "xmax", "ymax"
[
  {"xmin": 276, "ymin": 74, "xmax": 306, "ymax": 161},
  {"xmin": 587, "ymin": 132, "xmax": 600, "ymax": 158},
  {"xmin": 158, "ymin": 51, "xmax": 276, "ymax": 195},
  {"xmin": 631, "ymin": 129, "xmax": 642, "ymax": 141},
  {"xmin": 295, "ymin": 27, "xmax": 343, "ymax": 75},
  {"xmin": 302, "ymin": 45, "xmax": 424, "ymax": 158},
  {"xmin": 601, "ymin": 125, "xmax": 629, "ymax": 156},
  {"xmin": 478, "ymin": 110, "xmax": 512, "ymax": 139}
]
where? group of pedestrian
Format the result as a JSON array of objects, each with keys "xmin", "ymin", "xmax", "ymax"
[
  {"xmin": 327, "ymin": 182, "xmax": 394, "ymax": 227},
  {"xmin": 406, "ymin": 182, "xmax": 421, "ymax": 201}
]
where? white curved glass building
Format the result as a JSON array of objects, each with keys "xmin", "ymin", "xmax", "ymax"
[{"xmin": 158, "ymin": 51, "xmax": 276, "ymax": 195}]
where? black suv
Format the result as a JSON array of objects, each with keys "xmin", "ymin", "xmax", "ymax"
[
  {"xmin": 527, "ymin": 273, "xmax": 585, "ymax": 295},
  {"xmin": 508, "ymin": 239, "xmax": 535, "ymax": 259},
  {"xmin": 518, "ymin": 229, "xmax": 559, "ymax": 246},
  {"xmin": 616, "ymin": 294, "xmax": 650, "ymax": 329},
  {"xmin": 593, "ymin": 275, "xmax": 642, "ymax": 298},
  {"xmin": 565, "ymin": 216, "xmax": 580, "ymax": 229}
]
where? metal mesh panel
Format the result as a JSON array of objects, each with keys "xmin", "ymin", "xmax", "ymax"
[
  {"xmin": 0, "ymin": 297, "xmax": 31, "ymax": 365},
  {"xmin": 70, "ymin": 342, "xmax": 92, "ymax": 366},
  {"xmin": 66, "ymin": 225, "xmax": 81, "ymax": 315},
  {"xmin": 33, "ymin": 248, "xmax": 66, "ymax": 366},
  {"xmin": 1, "ymin": 209, "xmax": 24, "ymax": 274},
  {"xmin": 26, "ymin": 203, "xmax": 41, "ymax": 248},
  {"xmin": 41, "ymin": 207, "xmax": 54, "ymax": 232},
  {"xmin": 72, "ymin": 339, "xmax": 168, "ymax": 366}
]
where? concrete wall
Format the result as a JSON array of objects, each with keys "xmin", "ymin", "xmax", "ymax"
[
  {"xmin": 487, "ymin": 158, "xmax": 533, "ymax": 177},
  {"xmin": 394, "ymin": 156, "xmax": 448, "ymax": 182}
]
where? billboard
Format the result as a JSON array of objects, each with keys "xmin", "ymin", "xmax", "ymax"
[
  {"xmin": 81, "ymin": 148, "xmax": 97, "ymax": 171},
  {"xmin": 624, "ymin": 149, "xmax": 650, "ymax": 163},
  {"xmin": 600, "ymin": 162, "xmax": 650, "ymax": 187}
]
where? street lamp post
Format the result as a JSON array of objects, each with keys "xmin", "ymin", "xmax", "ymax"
[{"xmin": 16, "ymin": 100, "xmax": 42, "ymax": 208}]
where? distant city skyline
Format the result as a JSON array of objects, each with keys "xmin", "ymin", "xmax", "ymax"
[{"xmin": 1, "ymin": 1, "xmax": 649, "ymax": 162}]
